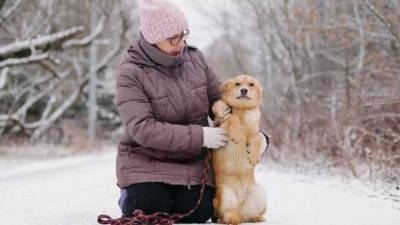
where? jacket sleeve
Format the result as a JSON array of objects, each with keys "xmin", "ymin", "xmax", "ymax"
[
  {"xmin": 259, "ymin": 128, "xmax": 270, "ymax": 152},
  {"xmin": 115, "ymin": 65, "xmax": 204, "ymax": 154},
  {"xmin": 198, "ymin": 51, "xmax": 222, "ymax": 120}
]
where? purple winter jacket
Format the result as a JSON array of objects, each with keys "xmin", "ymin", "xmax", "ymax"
[{"xmin": 115, "ymin": 33, "xmax": 269, "ymax": 189}]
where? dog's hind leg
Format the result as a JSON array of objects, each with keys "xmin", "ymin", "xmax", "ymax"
[
  {"xmin": 240, "ymin": 183, "xmax": 267, "ymax": 223},
  {"xmin": 214, "ymin": 185, "xmax": 241, "ymax": 225}
]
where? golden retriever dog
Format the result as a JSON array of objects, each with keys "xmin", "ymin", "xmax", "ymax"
[{"xmin": 212, "ymin": 75, "xmax": 267, "ymax": 225}]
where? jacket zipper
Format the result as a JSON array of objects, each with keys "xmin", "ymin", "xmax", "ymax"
[
  {"xmin": 186, "ymin": 164, "xmax": 191, "ymax": 190},
  {"xmin": 171, "ymin": 66, "xmax": 189, "ymax": 122},
  {"xmin": 170, "ymin": 65, "xmax": 191, "ymax": 190}
]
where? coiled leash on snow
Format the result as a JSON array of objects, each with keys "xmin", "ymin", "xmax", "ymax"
[{"xmin": 97, "ymin": 150, "xmax": 212, "ymax": 225}]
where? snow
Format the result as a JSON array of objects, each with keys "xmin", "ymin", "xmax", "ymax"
[
  {"xmin": 1, "ymin": 149, "xmax": 399, "ymax": 225},
  {"xmin": 0, "ymin": 152, "xmax": 120, "ymax": 225},
  {"xmin": 256, "ymin": 165, "xmax": 400, "ymax": 225}
]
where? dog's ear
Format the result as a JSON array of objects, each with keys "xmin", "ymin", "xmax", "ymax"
[
  {"xmin": 254, "ymin": 79, "xmax": 263, "ymax": 97},
  {"xmin": 219, "ymin": 79, "xmax": 232, "ymax": 93}
]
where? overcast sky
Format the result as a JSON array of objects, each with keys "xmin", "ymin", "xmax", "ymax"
[{"xmin": 172, "ymin": 0, "xmax": 220, "ymax": 50}]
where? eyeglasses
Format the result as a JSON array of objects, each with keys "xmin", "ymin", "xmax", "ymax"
[{"xmin": 167, "ymin": 29, "xmax": 190, "ymax": 46}]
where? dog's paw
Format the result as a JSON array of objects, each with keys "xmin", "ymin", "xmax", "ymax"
[
  {"xmin": 214, "ymin": 118, "xmax": 223, "ymax": 127},
  {"xmin": 247, "ymin": 152, "xmax": 261, "ymax": 166},
  {"xmin": 229, "ymin": 134, "xmax": 240, "ymax": 144},
  {"xmin": 248, "ymin": 158, "xmax": 259, "ymax": 166},
  {"xmin": 230, "ymin": 137, "xmax": 239, "ymax": 144},
  {"xmin": 219, "ymin": 212, "xmax": 241, "ymax": 225},
  {"xmin": 248, "ymin": 215, "xmax": 266, "ymax": 223},
  {"xmin": 229, "ymin": 132, "xmax": 241, "ymax": 145}
]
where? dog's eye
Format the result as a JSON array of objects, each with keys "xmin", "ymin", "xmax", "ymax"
[
  {"xmin": 235, "ymin": 82, "xmax": 241, "ymax": 86},
  {"xmin": 249, "ymin": 83, "xmax": 254, "ymax": 87}
]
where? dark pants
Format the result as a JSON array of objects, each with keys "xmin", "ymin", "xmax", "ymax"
[{"xmin": 119, "ymin": 182, "xmax": 215, "ymax": 224}]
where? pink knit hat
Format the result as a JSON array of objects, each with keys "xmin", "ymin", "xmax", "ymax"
[{"xmin": 138, "ymin": 0, "xmax": 189, "ymax": 44}]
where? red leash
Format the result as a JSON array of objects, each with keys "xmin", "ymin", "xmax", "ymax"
[{"xmin": 98, "ymin": 150, "xmax": 212, "ymax": 225}]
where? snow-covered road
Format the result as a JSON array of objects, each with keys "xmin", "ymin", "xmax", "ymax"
[{"xmin": 0, "ymin": 151, "xmax": 399, "ymax": 225}]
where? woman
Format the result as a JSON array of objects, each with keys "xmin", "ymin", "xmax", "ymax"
[{"xmin": 115, "ymin": 0, "xmax": 269, "ymax": 223}]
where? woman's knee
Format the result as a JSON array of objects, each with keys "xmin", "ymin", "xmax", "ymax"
[
  {"xmin": 174, "ymin": 185, "xmax": 215, "ymax": 223},
  {"xmin": 120, "ymin": 182, "xmax": 173, "ymax": 217}
]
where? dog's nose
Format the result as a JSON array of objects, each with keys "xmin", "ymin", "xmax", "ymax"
[{"xmin": 240, "ymin": 89, "xmax": 248, "ymax": 94}]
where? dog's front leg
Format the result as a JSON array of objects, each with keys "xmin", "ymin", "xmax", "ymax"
[
  {"xmin": 212, "ymin": 100, "xmax": 230, "ymax": 127},
  {"xmin": 246, "ymin": 132, "xmax": 262, "ymax": 166},
  {"xmin": 226, "ymin": 115, "xmax": 241, "ymax": 144}
]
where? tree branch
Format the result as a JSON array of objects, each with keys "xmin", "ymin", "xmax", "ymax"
[
  {"xmin": 0, "ymin": 0, "xmax": 6, "ymax": 11},
  {"xmin": 0, "ymin": 26, "xmax": 84, "ymax": 57},
  {"xmin": 29, "ymin": 76, "xmax": 89, "ymax": 141},
  {"xmin": 362, "ymin": 0, "xmax": 399, "ymax": 41},
  {"xmin": 62, "ymin": 16, "xmax": 106, "ymax": 49},
  {"xmin": 0, "ymin": 53, "xmax": 49, "ymax": 68},
  {"xmin": 0, "ymin": 67, "xmax": 8, "ymax": 89},
  {"xmin": 0, "ymin": 0, "xmax": 22, "ymax": 24}
]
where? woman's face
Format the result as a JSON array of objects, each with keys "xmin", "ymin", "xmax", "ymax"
[{"xmin": 155, "ymin": 29, "xmax": 189, "ymax": 56}]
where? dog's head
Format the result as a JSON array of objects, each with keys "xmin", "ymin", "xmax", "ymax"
[{"xmin": 220, "ymin": 75, "xmax": 263, "ymax": 109}]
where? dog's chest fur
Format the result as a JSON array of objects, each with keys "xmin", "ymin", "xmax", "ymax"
[
  {"xmin": 213, "ymin": 108, "xmax": 261, "ymax": 175},
  {"xmin": 243, "ymin": 108, "xmax": 260, "ymax": 126},
  {"xmin": 233, "ymin": 108, "xmax": 260, "ymax": 132}
]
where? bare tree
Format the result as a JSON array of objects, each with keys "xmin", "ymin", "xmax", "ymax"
[
  {"xmin": 199, "ymin": 0, "xmax": 400, "ymax": 182},
  {"xmin": 0, "ymin": 0, "xmax": 139, "ymax": 143}
]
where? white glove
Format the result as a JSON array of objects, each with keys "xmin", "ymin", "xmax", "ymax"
[
  {"xmin": 202, "ymin": 127, "xmax": 229, "ymax": 149},
  {"xmin": 259, "ymin": 132, "xmax": 268, "ymax": 155},
  {"xmin": 207, "ymin": 116, "xmax": 215, "ymax": 128}
]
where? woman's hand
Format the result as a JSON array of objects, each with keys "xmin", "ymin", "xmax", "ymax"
[{"xmin": 202, "ymin": 127, "xmax": 229, "ymax": 149}]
